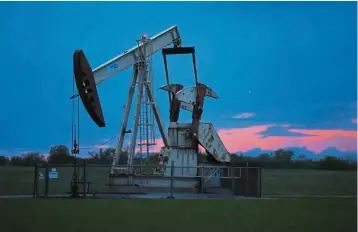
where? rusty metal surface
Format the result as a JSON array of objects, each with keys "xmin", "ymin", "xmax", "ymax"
[
  {"xmin": 175, "ymin": 84, "xmax": 219, "ymax": 105},
  {"xmin": 191, "ymin": 83, "xmax": 207, "ymax": 136},
  {"xmin": 160, "ymin": 84, "xmax": 193, "ymax": 113},
  {"xmin": 198, "ymin": 123, "xmax": 231, "ymax": 163},
  {"xmin": 73, "ymin": 50, "xmax": 105, "ymax": 127},
  {"xmin": 168, "ymin": 124, "xmax": 196, "ymax": 148},
  {"xmin": 169, "ymin": 84, "xmax": 183, "ymax": 122}
]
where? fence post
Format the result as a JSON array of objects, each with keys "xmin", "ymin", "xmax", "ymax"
[
  {"xmin": 258, "ymin": 167, "xmax": 262, "ymax": 198},
  {"xmin": 44, "ymin": 164, "xmax": 49, "ymax": 197},
  {"xmin": 170, "ymin": 160, "xmax": 174, "ymax": 199},
  {"xmin": 245, "ymin": 162, "xmax": 249, "ymax": 197},
  {"xmin": 33, "ymin": 164, "xmax": 38, "ymax": 198},
  {"xmin": 200, "ymin": 166, "xmax": 204, "ymax": 195},
  {"xmin": 83, "ymin": 159, "xmax": 87, "ymax": 197},
  {"xmin": 231, "ymin": 163, "xmax": 235, "ymax": 197}
]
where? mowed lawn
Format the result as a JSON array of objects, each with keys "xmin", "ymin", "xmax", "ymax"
[
  {"xmin": 262, "ymin": 169, "xmax": 357, "ymax": 196},
  {"xmin": 0, "ymin": 166, "xmax": 356, "ymax": 196},
  {"xmin": 0, "ymin": 198, "xmax": 356, "ymax": 232}
]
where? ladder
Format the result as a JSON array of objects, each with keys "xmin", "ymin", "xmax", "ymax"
[{"xmin": 137, "ymin": 38, "xmax": 156, "ymax": 163}]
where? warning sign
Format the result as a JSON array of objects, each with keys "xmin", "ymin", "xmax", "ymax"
[{"xmin": 39, "ymin": 172, "xmax": 44, "ymax": 180}]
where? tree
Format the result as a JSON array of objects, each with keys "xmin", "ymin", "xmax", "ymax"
[
  {"xmin": 258, "ymin": 153, "xmax": 272, "ymax": 160},
  {"xmin": 298, "ymin": 154, "xmax": 307, "ymax": 160},
  {"xmin": 319, "ymin": 156, "xmax": 349, "ymax": 170},
  {"xmin": 10, "ymin": 156, "xmax": 25, "ymax": 166},
  {"xmin": 87, "ymin": 148, "xmax": 127, "ymax": 165},
  {"xmin": 274, "ymin": 149, "xmax": 294, "ymax": 161},
  {"xmin": 48, "ymin": 145, "xmax": 74, "ymax": 164},
  {"xmin": 49, "ymin": 145, "xmax": 70, "ymax": 157},
  {"xmin": 102, "ymin": 148, "xmax": 115, "ymax": 161},
  {"xmin": 22, "ymin": 152, "xmax": 45, "ymax": 166}
]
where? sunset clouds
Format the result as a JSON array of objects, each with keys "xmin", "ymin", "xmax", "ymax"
[
  {"xmin": 111, "ymin": 124, "xmax": 357, "ymax": 155},
  {"xmin": 217, "ymin": 125, "xmax": 357, "ymax": 153}
]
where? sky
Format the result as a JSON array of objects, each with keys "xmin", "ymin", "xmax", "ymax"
[{"xmin": 0, "ymin": 1, "xmax": 357, "ymax": 157}]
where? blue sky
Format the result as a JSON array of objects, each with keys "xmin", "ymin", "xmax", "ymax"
[{"xmin": 0, "ymin": 1, "xmax": 356, "ymax": 156}]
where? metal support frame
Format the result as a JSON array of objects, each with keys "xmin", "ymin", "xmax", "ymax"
[
  {"xmin": 112, "ymin": 68, "xmax": 138, "ymax": 171},
  {"xmin": 111, "ymin": 61, "xmax": 169, "ymax": 179}
]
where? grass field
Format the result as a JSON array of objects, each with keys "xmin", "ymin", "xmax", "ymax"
[
  {"xmin": 0, "ymin": 167, "xmax": 356, "ymax": 232},
  {"xmin": 0, "ymin": 198, "xmax": 356, "ymax": 232},
  {"xmin": 0, "ymin": 166, "xmax": 356, "ymax": 196}
]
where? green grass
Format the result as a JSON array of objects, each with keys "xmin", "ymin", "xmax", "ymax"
[
  {"xmin": 0, "ymin": 166, "xmax": 356, "ymax": 196},
  {"xmin": 262, "ymin": 169, "xmax": 357, "ymax": 196},
  {"xmin": 0, "ymin": 198, "xmax": 356, "ymax": 232}
]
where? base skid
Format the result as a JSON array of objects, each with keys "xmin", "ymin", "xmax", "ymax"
[
  {"xmin": 109, "ymin": 175, "xmax": 198, "ymax": 188},
  {"xmin": 101, "ymin": 185, "xmax": 199, "ymax": 194},
  {"xmin": 104, "ymin": 175, "xmax": 233, "ymax": 195}
]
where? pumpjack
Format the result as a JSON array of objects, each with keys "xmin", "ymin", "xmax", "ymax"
[{"xmin": 72, "ymin": 26, "xmax": 233, "ymax": 192}]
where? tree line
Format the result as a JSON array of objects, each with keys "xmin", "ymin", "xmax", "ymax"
[{"xmin": 0, "ymin": 145, "xmax": 356, "ymax": 171}]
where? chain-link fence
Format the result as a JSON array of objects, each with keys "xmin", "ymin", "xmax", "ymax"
[
  {"xmin": 31, "ymin": 161, "xmax": 261, "ymax": 198},
  {"xmin": 0, "ymin": 163, "xmax": 356, "ymax": 197}
]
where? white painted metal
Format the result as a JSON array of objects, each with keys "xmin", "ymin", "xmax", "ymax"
[
  {"xmin": 175, "ymin": 85, "xmax": 219, "ymax": 105},
  {"xmin": 109, "ymin": 27, "xmax": 180, "ymax": 176},
  {"xmin": 167, "ymin": 122, "xmax": 195, "ymax": 148},
  {"xmin": 155, "ymin": 123, "xmax": 198, "ymax": 176},
  {"xmin": 138, "ymin": 38, "xmax": 156, "ymax": 159},
  {"xmin": 164, "ymin": 149, "xmax": 198, "ymax": 178},
  {"xmin": 180, "ymin": 102, "xmax": 193, "ymax": 112},
  {"xmin": 159, "ymin": 84, "xmax": 194, "ymax": 112},
  {"xmin": 93, "ymin": 26, "xmax": 180, "ymax": 85},
  {"xmin": 111, "ymin": 68, "xmax": 138, "ymax": 171},
  {"xmin": 128, "ymin": 69, "xmax": 145, "ymax": 168},
  {"xmin": 197, "ymin": 123, "xmax": 231, "ymax": 163}
]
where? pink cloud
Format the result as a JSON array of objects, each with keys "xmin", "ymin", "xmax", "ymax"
[
  {"xmin": 352, "ymin": 118, "xmax": 357, "ymax": 124},
  {"xmin": 135, "ymin": 125, "xmax": 357, "ymax": 154},
  {"xmin": 218, "ymin": 126, "xmax": 357, "ymax": 153},
  {"xmin": 232, "ymin": 112, "xmax": 256, "ymax": 119}
]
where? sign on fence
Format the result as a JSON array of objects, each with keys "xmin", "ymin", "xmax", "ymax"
[
  {"xmin": 38, "ymin": 169, "xmax": 59, "ymax": 180},
  {"xmin": 49, "ymin": 168, "xmax": 58, "ymax": 179},
  {"xmin": 49, "ymin": 171, "xmax": 58, "ymax": 179}
]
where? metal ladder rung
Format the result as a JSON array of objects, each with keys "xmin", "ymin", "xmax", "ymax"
[
  {"xmin": 138, "ymin": 143, "xmax": 157, "ymax": 146},
  {"xmin": 139, "ymin": 123, "xmax": 154, "ymax": 126}
]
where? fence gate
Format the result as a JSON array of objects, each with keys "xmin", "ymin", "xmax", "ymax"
[
  {"xmin": 33, "ymin": 162, "xmax": 88, "ymax": 198},
  {"xmin": 33, "ymin": 164, "xmax": 47, "ymax": 197}
]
